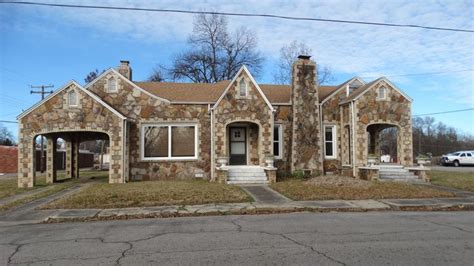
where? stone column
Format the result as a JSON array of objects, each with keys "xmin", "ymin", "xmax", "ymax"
[
  {"xmin": 73, "ymin": 135, "xmax": 80, "ymax": 178},
  {"xmin": 17, "ymin": 132, "xmax": 36, "ymax": 188},
  {"xmin": 290, "ymin": 55, "xmax": 322, "ymax": 175},
  {"xmin": 65, "ymin": 138, "xmax": 74, "ymax": 179},
  {"xmin": 46, "ymin": 135, "xmax": 57, "ymax": 184}
]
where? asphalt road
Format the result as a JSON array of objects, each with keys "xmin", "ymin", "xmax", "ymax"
[
  {"xmin": 1, "ymin": 211, "xmax": 473, "ymax": 265},
  {"xmin": 430, "ymin": 165, "xmax": 474, "ymax": 172}
]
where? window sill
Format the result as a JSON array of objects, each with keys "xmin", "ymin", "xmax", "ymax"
[{"xmin": 140, "ymin": 158, "xmax": 198, "ymax": 162}]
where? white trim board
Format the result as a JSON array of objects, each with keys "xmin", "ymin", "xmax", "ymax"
[
  {"xmin": 320, "ymin": 76, "xmax": 365, "ymax": 105},
  {"xmin": 17, "ymin": 80, "xmax": 127, "ymax": 120},
  {"xmin": 342, "ymin": 77, "xmax": 413, "ymax": 104}
]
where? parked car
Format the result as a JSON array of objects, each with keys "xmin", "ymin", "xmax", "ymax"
[{"xmin": 441, "ymin": 151, "xmax": 474, "ymax": 166}]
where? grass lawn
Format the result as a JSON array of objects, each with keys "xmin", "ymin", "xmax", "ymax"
[
  {"xmin": 270, "ymin": 176, "xmax": 454, "ymax": 201},
  {"xmin": 43, "ymin": 180, "xmax": 252, "ymax": 209},
  {"xmin": 0, "ymin": 170, "xmax": 108, "ymax": 211},
  {"xmin": 430, "ymin": 171, "xmax": 474, "ymax": 192}
]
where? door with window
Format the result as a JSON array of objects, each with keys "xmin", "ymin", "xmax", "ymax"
[{"xmin": 229, "ymin": 127, "xmax": 246, "ymax": 165}]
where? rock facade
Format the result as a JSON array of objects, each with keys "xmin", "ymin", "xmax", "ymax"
[{"xmin": 290, "ymin": 57, "xmax": 322, "ymax": 175}]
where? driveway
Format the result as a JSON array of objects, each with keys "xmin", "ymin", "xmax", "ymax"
[
  {"xmin": 1, "ymin": 211, "xmax": 473, "ymax": 265},
  {"xmin": 430, "ymin": 165, "xmax": 474, "ymax": 172}
]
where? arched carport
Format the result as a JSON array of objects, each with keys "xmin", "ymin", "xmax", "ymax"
[
  {"xmin": 366, "ymin": 123, "xmax": 400, "ymax": 164},
  {"xmin": 17, "ymin": 81, "xmax": 129, "ymax": 188}
]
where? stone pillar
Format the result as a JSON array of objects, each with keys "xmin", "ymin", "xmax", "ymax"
[
  {"xmin": 109, "ymin": 131, "xmax": 125, "ymax": 184},
  {"xmin": 17, "ymin": 132, "xmax": 36, "ymax": 188},
  {"xmin": 290, "ymin": 55, "xmax": 321, "ymax": 175},
  {"xmin": 73, "ymin": 135, "xmax": 80, "ymax": 179},
  {"xmin": 46, "ymin": 135, "xmax": 57, "ymax": 184},
  {"xmin": 65, "ymin": 138, "xmax": 74, "ymax": 179}
]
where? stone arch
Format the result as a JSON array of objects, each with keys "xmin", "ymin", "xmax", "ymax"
[
  {"xmin": 225, "ymin": 120, "xmax": 264, "ymax": 166},
  {"xmin": 365, "ymin": 122, "xmax": 401, "ymax": 165}
]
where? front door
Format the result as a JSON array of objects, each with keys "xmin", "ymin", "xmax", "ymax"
[{"xmin": 229, "ymin": 127, "xmax": 246, "ymax": 165}]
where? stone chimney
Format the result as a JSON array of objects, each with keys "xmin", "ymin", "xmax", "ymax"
[
  {"xmin": 290, "ymin": 55, "xmax": 322, "ymax": 174},
  {"xmin": 118, "ymin": 60, "xmax": 132, "ymax": 80}
]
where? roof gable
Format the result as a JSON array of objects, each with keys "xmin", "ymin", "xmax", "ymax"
[
  {"xmin": 340, "ymin": 77, "xmax": 413, "ymax": 104},
  {"xmin": 212, "ymin": 66, "xmax": 274, "ymax": 111},
  {"xmin": 320, "ymin": 77, "xmax": 365, "ymax": 105},
  {"xmin": 18, "ymin": 80, "xmax": 127, "ymax": 120}
]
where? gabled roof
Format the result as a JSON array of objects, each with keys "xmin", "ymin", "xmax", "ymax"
[
  {"xmin": 320, "ymin": 77, "xmax": 365, "ymax": 105},
  {"xmin": 17, "ymin": 80, "xmax": 127, "ymax": 120},
  {"xmin": 212, "ymin": 65, "xmax": 274, "ymax": 111},
  {"xmin": 340, "ymin": 77, "xmax": 413, "ymax": 104},
  {"xmin": 84, "ymin": 68, "xmax": 171, "ymax": 103}
]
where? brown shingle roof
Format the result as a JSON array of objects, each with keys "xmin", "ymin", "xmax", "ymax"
[{"xmin": 134, "ymin": 81, "xmax": 340, "ymax": 104}]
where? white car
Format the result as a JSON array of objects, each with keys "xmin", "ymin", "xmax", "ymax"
[{"xmin": 441, "ymin": 151, "xmax": 474, "ymax": 166}]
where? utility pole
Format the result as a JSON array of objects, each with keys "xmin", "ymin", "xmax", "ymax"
[{"xmin": 30, "ymin": 84, "xmax": 54, "ymax": 173}]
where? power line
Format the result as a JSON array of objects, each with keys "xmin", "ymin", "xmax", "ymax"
[
  {"xmin": 2, "ymin": 1, "xmax": 473, "ymax": 33},
  {"xmin": 0, "ymin": 120, "xmax": 18, "ymax": 124},
  {"xmin": 360, "ymin": 69, "xmax": 474, "ymax": 78},
  {"xmin": 413, "ymin": 108, "xmax": 474, "ymax": 117}
]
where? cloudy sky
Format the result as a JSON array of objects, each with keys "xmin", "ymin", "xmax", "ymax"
[{"xmin": 1, "ymin": 0, "xmax": 473, "ymax": 138}]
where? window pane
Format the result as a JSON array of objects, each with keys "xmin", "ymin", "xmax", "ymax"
[
  {"xmin": 273, "ymin": 142, "xmax": 280, "ymax": 157},
  {"xmin": 144, "ymin": 126, "xmax": 168, "ymax": 157},
  {"xmin": 325, "ymin": 127, "xmax": 333, "ymax": 141},
  {"xmin": 68, "ymin": 91, "xmax": 77, "ymax": 106},
  {"xmin": 239, "ymin": 80, "xmax": 246, "ymax": 96},
  {"xmin": 231, "ymin": 142, "xmax": 245, "ymax": 155},
  {"xmin": 108, "ymin": 78, "xmax": 117, "ymax": 92},
  {"xmin": 325, "ymin": 142, "xmax": 333, "ymax": 156},
  {"xmin": 171, "ymin": 126, "xmax": 195, "ymax": 157},
  {"xmin": 273, "ymin": 125, "xmax": 279, "ymax": 141}
]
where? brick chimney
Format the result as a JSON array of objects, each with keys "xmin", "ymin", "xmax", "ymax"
[
  {"xmin": 290, "ymin": 55, "xmax": 322, "ymax": 174},
  {"xmin": 118, "ymin": 60, "xmax": 132, "ymax": 80}
]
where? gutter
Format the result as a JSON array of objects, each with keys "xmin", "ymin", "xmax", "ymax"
[{"xmin": 209, "ymin": 104, "xmax": 215, "ymax": 181}]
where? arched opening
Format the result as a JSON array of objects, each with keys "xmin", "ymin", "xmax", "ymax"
[
  {"xmin": 366, "ymin": 123, "xmax": 400, "ymax": 165},
  {"xmin": 226, "ymin": 121, "xmax": 260, "ymax": 166},
  {"xmin": 32, "ymin": 131, "xmax": 110, "ymax": 186}
]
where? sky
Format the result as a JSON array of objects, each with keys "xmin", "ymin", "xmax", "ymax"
[{"xmin": 0, "ymin": 0, "xmax": 473, "ymax": 140}]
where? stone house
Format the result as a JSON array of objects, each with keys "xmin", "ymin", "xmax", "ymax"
[{"xmin": 17, "ymin": 56, "xmax": 413, "ymax": 187}]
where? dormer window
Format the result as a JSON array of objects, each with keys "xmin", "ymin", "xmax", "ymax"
[
  {"xmin": 239, "ymin": 79, "xmax": 248, "ymax": 97},
  {"xmin": 68, "ymin": 90, "xmax": 78, "ymax": 107},
  {"xmin": 108, "ymin": 77, "xmax": 117, "ymax": 92},
  {"xmin": 377, "ymin": 86, "xmax": 387, "ymax": 100}
]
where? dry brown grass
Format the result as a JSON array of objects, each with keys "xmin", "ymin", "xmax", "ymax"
[
  {"xmin": 430, "ymin": 171, "xmax": 474, "ymax": 192},
  {"xmin": 43, "ymin": 180, "xmax": 252, "ymax": 209},
  {"xmin": 271, "ymin": 176, "xmax": 454, "ymax": 201}
]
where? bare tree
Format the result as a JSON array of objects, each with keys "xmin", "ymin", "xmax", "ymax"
[
  {"xmin": 273, "ymin": 40, "xmax": 333, "ymax": 85},
  {"xmin": 0, "ymin": 124, "xmax": 15, "ymax": 146},
  {"xmin": 148, "ymin": 67, "xmax": 166, "ymax": 82},
  {"xmin": 168, "ymin": 13, "xmax": 263, "ymax": 83},
  {"xmin": 84, "ymin": 69, "xmax": 105, "ymax": 83}
]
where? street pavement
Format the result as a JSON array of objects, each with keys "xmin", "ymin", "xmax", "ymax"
[{"xmin": 0, "ymin": 211, "xmax": 473, "ymax": 265}]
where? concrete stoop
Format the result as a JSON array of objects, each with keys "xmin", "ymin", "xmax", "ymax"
[
  {"xmin": 227, "ymin": 166, "xmax": 268, "ymax": 184},
  {"xmin": 378, "ymin": 165, "xmax": 421, "ymax": 182}
]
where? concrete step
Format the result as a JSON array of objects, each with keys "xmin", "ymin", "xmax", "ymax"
[
  {"xmin": 380, "ymin": 172, "xmax": 414, "ymax": 177},
  {"xmin": 227, "ymin": 168, "xmax": 265, "ymax": 173},
  {"xmin": 227, "ymin": 180, "xmax": 269, "ymax": 184},
  {"xmin": 228, "ymin": 172, "xmax": 266, "ymax": 177},
  {"xmin": 379, "ymin": 178, "xmax": 424, "ymax": 183},
  {"xmin": 228, "ymin": 177, "xmax": 268, "ymax": 182},
  {"xmin": 378, "ymin": 165, "xmax": 404, "ymax": 169}
]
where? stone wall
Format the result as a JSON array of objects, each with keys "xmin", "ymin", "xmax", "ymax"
[
  {"xmin": 18, "ymin": 83, "xmax": 124, "ymax": 187},
  {"xmin": 290, "ymin": 57, "xmax": 322, "ymax": 175},
  {"xmin": 353, "ymin": 80, "xmax": 413, "ymax": 173},
  {"xmin": 213, "ymin": 70, "xmax": 273, "ymax": 172},
  {"xmin": 87, "ymin": 72, "xmax": 211, "ymax": 180}
]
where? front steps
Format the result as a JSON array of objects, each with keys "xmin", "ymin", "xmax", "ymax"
[
  {"xmin": 378, "ymin": 165, "xmax": 422, "ymax": 182},
  {"xmin": 226, "ymin": 166, "xmax": 269, "ymax": 184}
]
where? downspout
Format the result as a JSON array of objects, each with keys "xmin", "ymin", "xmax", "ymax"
[
  {"xmin": 121, "ymin": 119, "xmax": 127, "ymax": 183},
  {"xmin": 319, "ymin": 103, "xmax": 324, "ymax": 174},
  {"xmin": 350, "ymin": 101, "xmax": 356, "ymax": 176},
  {"xmin": 209, "ymin": 104, "xmax": 215, "ymax": 181}
]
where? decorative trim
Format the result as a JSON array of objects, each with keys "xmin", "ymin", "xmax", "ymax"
[{"xmin": 321, "ymin": 76, "xmax": 365, "ymax": 105}]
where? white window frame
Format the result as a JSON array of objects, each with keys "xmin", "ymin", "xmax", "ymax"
[
  {"xmin": 324, "ymin": 125, "xmax": 337, "ymax": 159},
  {"xmin": 238, "ymin": 78, "xmax": 248, "ymax": 97},
  {"xmin": 107, "ymin": 77, "xmax": 118, "ymax": 93},
  {"xmin": 377, "ymin": 86, "xmax": 387, "ymax": 100},
  {"xmin": 140, "ymin": 123, "xmax": 198, "ymax": 161},
  {"xmin": 273, "ymin": 124, "xmax": 283, "ymax": 159},
  {"xmin": 67, "ymin": 90, "xmax": 78, "ymax": 107}
]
